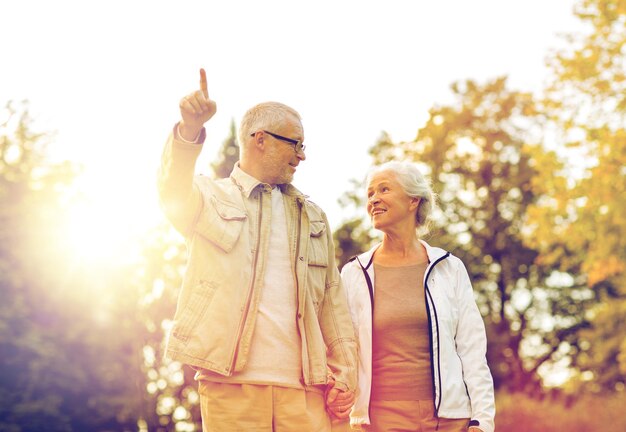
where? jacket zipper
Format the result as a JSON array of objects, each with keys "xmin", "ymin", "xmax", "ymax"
[
  {"xmin": 423, "ymin": 252, "xmax": 450, "ymax": 416},
  {"xmin": 358, "ymin": 258, "xmax": 375, "ymax": 422},
  {"xmin": 229, "ymin": 190, "xmax": 263, "ymax": 372}
]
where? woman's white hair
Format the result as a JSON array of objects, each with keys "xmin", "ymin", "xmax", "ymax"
[{"xmin": 367, "ymin": 160, "xmax": 437, "ymax": 235}]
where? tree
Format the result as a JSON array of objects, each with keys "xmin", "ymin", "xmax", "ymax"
[
  {"xmin": 332, "ymin": 133, "xmax": 398, "ymax": 268},
  {"xmin": 334, "ymin": 217, "xmax": 376, "ymax": 270},
  {"xmin": 211, "ymin": 119, "xmax": 239, "ymax": 178},
  {"xmin": 0, "ymin": 101, "xmax": 146, "ymax": 431},
  {"xmin": 333, "ymin": 162, "xmax": 384, "ymax": 268},
  {"xmin": 526, "ymin": 0, "xmax": 626, "ymax": 392},
  {"xmin": 344, "ymin": 77, "xmax": 595, "ymax": 395},
  {"xmin": 133, "ymin": 223, "xmax": 203, "ymax": 431}
]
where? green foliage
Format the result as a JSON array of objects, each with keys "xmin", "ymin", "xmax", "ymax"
[
  {"xmin": 332, "ymin": 134, "xmax": 392, "ymax": 267},
  {"xmin": 211, "ymin": 119, "xmax": 239, "ymax": 178},
  {"xmin": 333, "ymin": 217, "xmax": 376, "ymax": 270}
]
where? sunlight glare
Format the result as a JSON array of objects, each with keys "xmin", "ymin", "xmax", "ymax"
[
  {"xmin": 58, "ymin": 167, "xmax": 161, "ymax": 268},
  {"xmin": 64, "ymin": 200, "xmax": 133, "ymax": 264}
]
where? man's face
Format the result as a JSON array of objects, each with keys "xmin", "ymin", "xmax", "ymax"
[{"xmin": 261, "ymin": 114, "xmax": 306, "ymax": 185}]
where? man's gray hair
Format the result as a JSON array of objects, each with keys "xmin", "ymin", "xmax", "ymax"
[
  {"xmin": 367, "ymin": 160, "xmax": 437, "ymax": 234},
  {"xmin": 238, "ymin": 102, "xmax": 301, "ymax": 148}
]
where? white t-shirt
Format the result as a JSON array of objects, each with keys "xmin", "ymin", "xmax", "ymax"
[{"xmin": 208, "ymin": 187, "xmax": 303, "ymax": 388}]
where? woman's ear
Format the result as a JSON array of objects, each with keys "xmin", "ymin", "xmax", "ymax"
[{"xmin": 410, "ymin": 197, "xmax": 421, "ymax": 211}]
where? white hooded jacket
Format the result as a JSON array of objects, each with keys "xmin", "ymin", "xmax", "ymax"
[{"xmin": 340, "ymin": 240, "xmax": 495, "ymax": 432}]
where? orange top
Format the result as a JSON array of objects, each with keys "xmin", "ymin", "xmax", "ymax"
[{"xmin": 371, "ymin": 262, "xmax": 433, "ymax": 401}]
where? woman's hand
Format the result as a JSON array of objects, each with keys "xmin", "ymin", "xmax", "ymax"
[{"xmin": 325, "ymin": 377, "xmax": 355, "ymax": 419}]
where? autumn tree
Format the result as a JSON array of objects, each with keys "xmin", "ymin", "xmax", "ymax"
[
  {"xmin": 526, "ymin": 0, "xmax": 626, "ymax": 392},
  {"xmin": 339, "ymin": 77, "xmax": 597, "ymax": 395}
]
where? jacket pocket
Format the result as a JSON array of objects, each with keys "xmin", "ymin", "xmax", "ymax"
[
  {"xmin": 308, "ymin": 220, "xmax": 329, "ymax": 267},
  {"xmin": 173, "ymin": 279, "xmax": 218, "ymax": 342},
  {"xmin": 195, "ymin": 195, "xmax": 247, "ymax": 253}
]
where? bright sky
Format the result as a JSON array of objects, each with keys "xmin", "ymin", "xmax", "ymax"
[{"xmin": 2, "ymin": 0, "xmax": 582, "ymax": 261}]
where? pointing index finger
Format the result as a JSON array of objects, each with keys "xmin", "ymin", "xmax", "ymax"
[{"xmin": 199, "ymin": 68, "xmax": 208, "ymax": 98}]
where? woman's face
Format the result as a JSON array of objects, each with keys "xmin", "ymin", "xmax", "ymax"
[{"xmin": 366, "ymin": 170, "xmax": 420, "ymax": 232}]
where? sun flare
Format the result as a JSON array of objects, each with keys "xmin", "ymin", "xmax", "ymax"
[
  {"xmin": 63, "ymin": 201, "xmax": 131, "ymax": 263},
  {"xmin": 57, "ymin": 172, "xmax": 162, "ymax": 267}
]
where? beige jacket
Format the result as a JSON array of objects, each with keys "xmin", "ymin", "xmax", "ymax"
[{"xmin": 157, "ymin": 129, "xmax": 357, "ymax": 391}]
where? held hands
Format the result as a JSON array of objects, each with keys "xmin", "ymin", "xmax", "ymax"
[
  {"xmin": 178, "ymin": 68, "xmax": 217, "ymax": 141},
  {"xmin": 325, "ymin": 377, "xmax": 355, "ymax": 420},
  {"xmin": 325, "ymin": 378, "xmax": 482, "ymax": 430}
]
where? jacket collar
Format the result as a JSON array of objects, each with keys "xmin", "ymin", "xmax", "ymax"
[
  {"xmin": 356, "ymin": 239, "xmax": 448, "ymax": 270},
  {"xmin": 229, "ymin": 162, "xmax": 308, "ymax": 200},
  {"xmin": 355, "ymin": 244, "xmax": 380, "ymax": 270}
]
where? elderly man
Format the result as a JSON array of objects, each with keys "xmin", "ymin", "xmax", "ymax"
[{"xmin": 157, "ymin": 69, "xmax": 356, "ymax": 431}]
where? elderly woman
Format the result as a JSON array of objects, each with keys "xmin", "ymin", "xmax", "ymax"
[{"xmin": 339, "ymin": 161, "xmax": 495, "ymax": 432}]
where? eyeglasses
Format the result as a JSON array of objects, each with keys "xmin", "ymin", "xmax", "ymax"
[{"xmin": 251, "ymin": 130, "xmax": 306, "ymax": 154}]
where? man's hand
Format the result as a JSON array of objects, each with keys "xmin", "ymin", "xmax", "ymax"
[
  {"xmin": 325, "ymin": 378, "xmax": 355, "ymax": 420},
  {"xmin": 178, "ymin": 68, "xmax": 217, "ymax": 141}
]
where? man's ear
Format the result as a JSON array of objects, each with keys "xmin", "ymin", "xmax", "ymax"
[{"xmin": 251, "ymin": 131, "xmax": 265, "ymax": 150}]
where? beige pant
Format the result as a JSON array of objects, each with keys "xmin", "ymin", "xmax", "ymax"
[
  {"xmin": 331, "ymin": 418, "xmax": 351, "ymax": 432},
  {"xmin": 364, "ymin": 399, "xmax": 469, "ymax": 432},
  {"xmin": 199, "ymin": 381, "xmax": 334, "ymax": 432}
]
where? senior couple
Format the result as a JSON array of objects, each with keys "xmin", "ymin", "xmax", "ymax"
[{"xmin": 157, "ymin": 69, "xmax": 495, "ymax": 432}]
